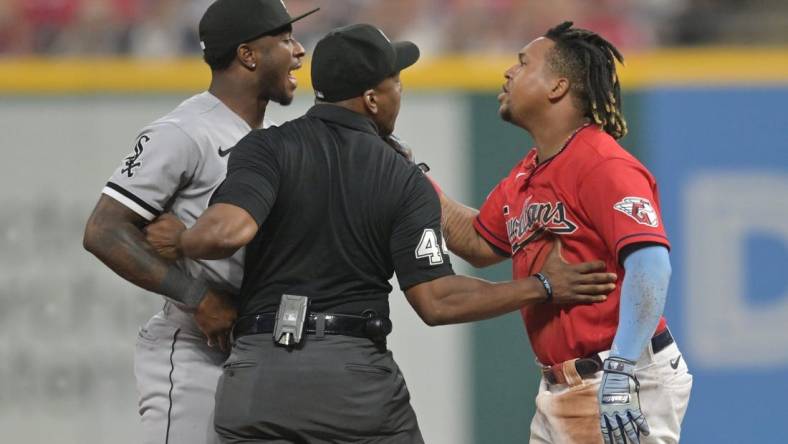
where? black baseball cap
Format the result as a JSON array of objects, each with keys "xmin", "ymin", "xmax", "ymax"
[
  {"xmin": 199, "ymin": 0, "xmax": 318, "ymax": 58},
  {"xmin": 311, "ymin": 24, "xmax": 420, "ymax": 102}
]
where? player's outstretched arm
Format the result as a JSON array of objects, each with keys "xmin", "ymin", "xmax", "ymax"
[
  {"xmin": 404, "ymin": 240, "xmax": 615, "ymax": 326},
  {"xmin": 439, "ymin": 191, "xmax": 507, "ymax": 268},
  {"xmin": 177, "ymin": 203, "xmax": 259, "ymax": 260}
]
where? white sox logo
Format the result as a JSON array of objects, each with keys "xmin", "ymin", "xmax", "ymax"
[
  {"xmin": 613, "ymin": 196, "xmax": 659, "ymax": 227},
  {"xmin": 506, "ymin": 197, "xmax": 577, "ymax": 253},
  {"xmin": 121, "ymin": 134, "xmax": 149, "ymax": 177}
]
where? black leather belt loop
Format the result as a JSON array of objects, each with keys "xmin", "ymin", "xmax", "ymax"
[
  {"xmin": 232, "ymin": 312, "xmax": 392, "ymax": 343},
  {"xmin": 541, "ymin": 328, "xmax": 674, "ymax": 385},
  {"xmin": 650, "ymin": 327, "xmax": 674, "ymax": 354},
  {"xmin": 315, "ymin": 313, "xmax": 326, "ymax": 339}
]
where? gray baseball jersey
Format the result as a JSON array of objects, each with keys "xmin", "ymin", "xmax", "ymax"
[{"xmin": 103, "ymin": 91, "xmax": 273, "ymax": 294}]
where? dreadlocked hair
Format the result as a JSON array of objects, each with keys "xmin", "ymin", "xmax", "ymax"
[{"xmin": 544, "ymin": 21, "xmax": 627, "ymax": 139}]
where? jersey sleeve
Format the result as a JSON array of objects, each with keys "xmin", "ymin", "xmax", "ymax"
[
  {"xmin": 578, "ymin": 158, "xmax": 670, "ymax": 262},
  {"xmin": 102, "ymin": 123, "xmax": 200, "ymax": 221},
  {"xmin": 210, "ymin": 130, "xmax": 280, "ymax": 225},
  {"xmin": 391, "ymin": 171, "xmax": 455, "ymax": 290},
  {"xmin": 472, "ymin": 181, "xmax": 512, "ymax": 255}
]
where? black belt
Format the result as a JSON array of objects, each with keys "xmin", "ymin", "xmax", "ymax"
[
  {"xmin": 542, "ymin": 328, "xmax": 674, "ymax": 385},
  {"xmin": 232, "ymin": 312, "xmax": 392, "ymax": 342},
  {"xmin": 650, "ymin": 327, "xmax": 674, "ymax": 354}
]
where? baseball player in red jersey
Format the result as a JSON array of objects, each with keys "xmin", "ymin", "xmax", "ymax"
[{"xmin": 438, "ymin": 22, "xmax": 692, "ymax": 443}]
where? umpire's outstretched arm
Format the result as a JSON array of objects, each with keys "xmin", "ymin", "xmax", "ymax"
[
  {"xmin": 404, "ymin": 240, "xmax": 616, "ymax": 326},
  {"xmin": 177, "ymin": 203, "xmax": 258, "ymax": 260}
]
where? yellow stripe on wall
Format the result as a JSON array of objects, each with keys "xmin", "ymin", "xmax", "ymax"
[
  {"xmin": 0, "ymin": 58, "xmax": 209, "ymax": 93},
  {"xmin": 619, "ymin": 48, "xmax": 788, "ymax": 87},
  {"xmin": 1, "ymin": 48, "xmax": 787, "ymax": 94}
]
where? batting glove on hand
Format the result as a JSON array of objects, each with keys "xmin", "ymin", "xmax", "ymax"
[{"xmin": 598, "ymin": 357, "xmax": 650, "ymax": 444}]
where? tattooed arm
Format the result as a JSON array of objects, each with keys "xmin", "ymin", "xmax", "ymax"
[
  {"xmin": 83, "ymin": 195, "xmax": 202, "ymax": 303},
  {"xmin": 82, "ymin": 195, "xmax": 235, "ymax": 350},
  {"xmin": 438, "ymin": 192, "xmax": 508, "ymax": 268}
]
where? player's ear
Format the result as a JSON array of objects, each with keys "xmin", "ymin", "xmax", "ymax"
[
  {"xmin": 548, "ymin": 77, "xmax": 570, "ymax": 102},
  {"xmin": 362, "ymin": 89, "xmax": 378, "ymax": 115},
  {"xmin": 237, "ymin": 43, "xmax": 257, "ymax": 70}
]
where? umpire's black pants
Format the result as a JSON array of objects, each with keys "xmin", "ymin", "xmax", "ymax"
[{"xmin": 214, "ymin": 333, "xmax": 424, "ymax": 444}]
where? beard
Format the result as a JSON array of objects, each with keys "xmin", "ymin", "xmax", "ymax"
[
  {"xmin": 499, "ymin": 104, "xmax": 513, "ymax": 122},
  {"xmin": 272, "ymin": 92, "xmax": 294, "ymax": 106},
  {"xmin": 261, "ymin": 82, "xmax": 293, "ymax": 106},
  {"xmin": 259, "ymin": 67, "xmax": 294, "ymax": 106}
]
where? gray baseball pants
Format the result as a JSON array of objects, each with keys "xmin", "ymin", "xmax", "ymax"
[
  {"xmin": 135, "ymin": 302, "xmax": 228, "ymax": 444},
  {"xmin": 214, "ymin": 333, "xmax": 424, "ymax": 443}
]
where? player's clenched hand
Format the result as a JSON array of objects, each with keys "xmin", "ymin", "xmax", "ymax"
[
  {"xmin": 538, "ymin": 239, "xmax": 616, "ymax": 304},
  {"xmin": 598, "ymin": 357, "xmax": 650, "ymax": 444},
  {"xmin": 144, "ymin": 213, "xmax": 186, "ymax": 261},
  {"xmin": 195, "ymin": 288, "xmax": 237, "ymax": 353}
]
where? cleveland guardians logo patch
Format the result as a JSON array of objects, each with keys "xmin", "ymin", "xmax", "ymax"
[
  {"xmin": 506, "ymin": 196, "xmax": 578, "ymax": 254},
  {"xmin": 614, "ymin": 196, "xmax": 659, "ymax": 227}
]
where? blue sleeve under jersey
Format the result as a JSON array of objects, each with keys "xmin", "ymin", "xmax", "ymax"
[{"xmin": 610, "ymin": 245, "xmax": 671, "ymax": 362}]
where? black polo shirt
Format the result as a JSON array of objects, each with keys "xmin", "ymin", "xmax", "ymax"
[{"xmin": 211, "ymin": 104, "xmax": 454, "ymax": 317}]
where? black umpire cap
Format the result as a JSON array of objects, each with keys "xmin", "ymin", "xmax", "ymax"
[
  {"xmin": 199, "ymin": 0, "xmax": 318, "ymax": 59},
  {"xmin": 311, "ymin": 24, "xmax": 420, "ymax": 102}
]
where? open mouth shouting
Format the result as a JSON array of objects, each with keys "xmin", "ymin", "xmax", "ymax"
[{"xmin": 288, "ymin": 62, "xmax": 302, "ymax": 88}]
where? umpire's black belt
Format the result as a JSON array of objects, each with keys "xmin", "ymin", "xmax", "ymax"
[
  {"xmin": 232, "ymin": 312, "xmax": 392, "ymax": 342},
  {"xmin": 541, "ymin": 328, "xmax": 674, "ymax": 385}
]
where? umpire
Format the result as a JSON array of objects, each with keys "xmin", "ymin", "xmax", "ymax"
[{"xmin": 156, "ymin": 23, "xmax": 616, "ymax": 443}]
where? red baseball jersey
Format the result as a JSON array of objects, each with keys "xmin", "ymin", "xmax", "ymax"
[{"xmin": 473, "ymin": 125, "xmax": 669, "ymax": 365}]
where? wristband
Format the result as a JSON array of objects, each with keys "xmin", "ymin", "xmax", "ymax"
[
  {"xmin": 159, "ymin": 268, "xmax": 209, "ymax": 308},
  {"xmin": 532, "ymin": 272, "xmax": 553, "ymax": 302}
]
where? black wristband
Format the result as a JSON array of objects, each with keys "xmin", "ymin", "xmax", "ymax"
[
  {"xmin": 159, "ymin": 267, "xmax": 209, "ymax": 308},
  {"xmin": 532, "ymin": 272, "xmax": 553, "ymax": 302}
]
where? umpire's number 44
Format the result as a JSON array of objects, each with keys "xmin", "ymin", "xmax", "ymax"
[{"xmin": 415, "ymin": 229, "xmax": 449, "ymax": 265}]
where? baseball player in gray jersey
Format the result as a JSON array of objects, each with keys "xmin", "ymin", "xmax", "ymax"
[{"xmin": 83, "ymin": 1, "xmax": 317, "ymax": 443}]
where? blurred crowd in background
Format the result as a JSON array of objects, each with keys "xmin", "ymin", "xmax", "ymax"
[{"xmin": 1, "ymin": 0, "xmax": 787, "ymax": 57}]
